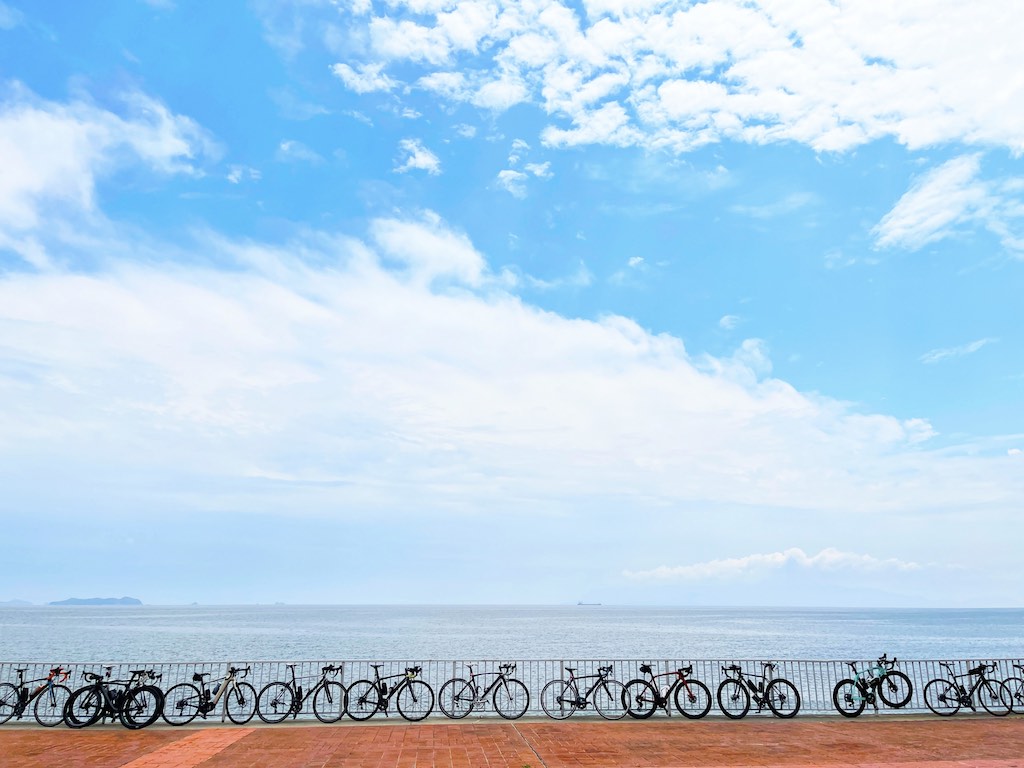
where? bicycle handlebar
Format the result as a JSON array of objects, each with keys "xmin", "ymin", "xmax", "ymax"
[
  {"xmin": 499, "ymin": 663, "xmax": 516, "ymax": 672},
  {"xmin": 228, "ymin": 666, "xmax": 251, "ymax": 678}
]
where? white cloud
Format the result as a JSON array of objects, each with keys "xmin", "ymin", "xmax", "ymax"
[
  {"xmin": 496, "ymin": 169, "xmax": 528, "ymax": 198},
  {"xmin": 731, "ymin": 192, "xmax": 816, "ymax": 220},
  {"xmin": 0, "ymin": 82, "xmax": 217, "ymax": 234},
  {"xmin": 0, "ymin": 1, "xmax": 24, "ymax": 29},
  {"xmin": 276, "ymin": 139, "xmax": 323, "ymax": 164},
  {"xmin": 369, "ymin": 210, "xmax": 485, "ymax": 286},
  {"xmin": 920, "ymin": 337, "xmax": 996, "ymax": 365},
  {"xmin": 624, "ymin": 547, "xmax": 923, "ymax": 582},
  {"xmin": 330, "ymin": 62, "xmax": 398, "ymax": 94},
  {"xmin": 394, "ymin": 138, "xmax": 441, "ymax": 175},
  {"xmin": 719, "ymin": 314, "xmax": 740, "ymax": 330},
  {"xmin": 227, "ymin": 165, "xmax": 261, "ymax": 184}
]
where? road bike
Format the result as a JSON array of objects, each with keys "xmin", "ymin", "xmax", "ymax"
[
  {"xmin": 438, "ymin": 662, "xmax": 529, "ymax": 720},
  {"xmin": 923, "ymin": 661, "xmax": 1011, "ymax": 716},
  {"xmin": 1003, "ymin": 663, "xmax": 1024, "ymax": 713},
  {"xmin": 717, "ymin": 662, "xmax": 800, "ymax": 719},
  {"xmin": 832, "ymin": 654, "xmax": 913, "ymax": 717},
  {"xmin": 162, "ymin": 665, "xmax": 256, "ymax": 725},
  {"xmin": 256, "ymin": 663, "xmax": 346, "ymax": 724},
  {"xmin": 540, "ymin": 664, "xmax": 626, "ymax": 720},
  {"xmin": 0, "ymin": 666, "xmax": 72, "ymax": 727},
  {"xmin": 622, "ymin": 662, "xmax": 712, "ymax": 719},
  {"xmin": 64, "ymin": 667, "xmax": 163, "ymax": 729},
  {"xmin": 345, "ymin": 664, "xmax": 434, "ymax": 721}
]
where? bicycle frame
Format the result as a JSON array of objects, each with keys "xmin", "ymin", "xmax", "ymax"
[
  {"xmin": 462, "ymin": 663, "xmax": 516, "ymax": 703},
  {"xmin": 198, "ymin": 667, "xmax": 249, "ymax": 714},
  {"xmin": 637, "ymin": 664, "xmax": 696, "ymax": 708},
  {"xmin": 6, "ymin": 667, "xmax": 68, "ymax": 719},
  {"xmin": 723, "ymin": 663, "xmax": 779, "ymax": 708},
  {"xmin": 564, "ymin": 666, "xmax": 616, "ymax": 707}
]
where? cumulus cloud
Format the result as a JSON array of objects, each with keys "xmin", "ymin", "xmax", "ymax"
[
  {"xmin": 624, "ymin": 547, "xmax": 923, "ymax": 581},
  {"xmin": 330, "ymin": 62, "xmax": 397, "ymax": 94},
  {"xmin": 394, "ymin": 138, "xmax": 441, "ymax": 174},
  {"xmin": 324, "ymin": 0, "xmax": 1024, "ymax": 155}
]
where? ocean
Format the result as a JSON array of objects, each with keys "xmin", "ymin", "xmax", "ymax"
[{"xmin": 1, "ymin": 604, "xmax": 1021, "ymax": 663}]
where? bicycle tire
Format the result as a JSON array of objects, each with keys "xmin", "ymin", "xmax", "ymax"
[
  {"xmin": 0, "ymin": 683, "xmax": 20, "ymax": 724},
  {"xmin": 766, "ymin": 678, "xmax": 800, "ymax": 718},
  {"xmin": 832, "ymin": 679, "xmax": 866, "ymax": 718},
  {"xmin": 923, "ymin": 679, "xmax": 960, "ymax": 716},
  {"xmin": 226, "ymin": 681, "xmax": 256, "ymax": 724},
  {"xmin": 716, "ymin": 679, "xmax": 750, "ymax": 719},
  {"xmin": 257, "ymin": 681, "xmax": 294, "ymax": 724},
  {"xmin": 120, "ymin": 685, "xmax": 162, "ymax": 730},
  {"xmin": 978, "ymin": 679, "xmax": 1012, "ymax": 716},
  {"xmin": 395, "ymin": 679, "xmax": 434, "ymax": 721},
  {"xmin": 438, "ymin": 678, "xmax": 474, "ymax": 719},
  {"xmin": 878, "ymin": 670, "xmax": 913, "ymax": 708},
  {"xmin": 32, "ymin": 684, "xmax": 71, "ymax": 727},
  {"xmin": 313, "ymin": 681, "xmax": 346, "ymax": 724},
  {"xmin": 64, "ymin": 685, "xmax": 104, "ymax": 728},
  {"xmin": 1003, "ymin": 676, "xmax": 1024, "ymax": 713},
  {"xmin": 345, "ymin": 680, "xmax": 381, "ymax": 721},
  {"xmin": 162, "ymin": 683, "xmax": 202, "ymax": 725},
  {"xmin": 493, "ymin": 678, "xmax": 529, "ymax": 720},
  {"xmin": 540, "ymin": 679, "xmax": 576, "ymax": 719},
  {"xmin": 674, "ymin": 679, "xmax": 712, "ymax": 719},
  {"xmin": 593, "ymin": 679, "xmax": 627, "ymax": 720},
  {"xmin": 622, "ymin": 678, "xmax": 657, "ymax": 719}
]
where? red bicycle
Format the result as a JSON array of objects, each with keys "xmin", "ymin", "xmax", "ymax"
[{"xmin": 623, "ymin": 662, "xmax": 712, "ymax": 719}]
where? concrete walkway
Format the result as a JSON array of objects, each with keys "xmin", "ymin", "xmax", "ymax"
[{"xmin": 1, "ymin": 716, "xmax": 1023, "ymax": 767}]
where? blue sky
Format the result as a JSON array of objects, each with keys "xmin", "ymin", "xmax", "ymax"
[{"xmin": 1, "ymin": 0, "xmax": 1022, "ymax": 607}]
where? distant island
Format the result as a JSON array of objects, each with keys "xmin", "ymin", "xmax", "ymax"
[{"xmin": 49, "ymin": 596, "xmax": 142, "ymax": 606}]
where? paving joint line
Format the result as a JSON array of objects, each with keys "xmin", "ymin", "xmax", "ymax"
[{"xmin": 511, "ymin": 723, "xmax": 549, "ymax": 768}]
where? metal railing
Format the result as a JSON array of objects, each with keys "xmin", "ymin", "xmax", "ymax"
[{"xmin": 2, "ymin": 657, "xmax": 1021, "ymax": 722}]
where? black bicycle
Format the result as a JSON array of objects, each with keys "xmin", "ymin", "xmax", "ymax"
[
  {"xmin": 924, "ymin": 661, "xmax": 1011, "ymax": 716},
  {"xmin": 438, "ymin": 662, "xmax": 529, "ymax": 720},
  {"xmin": 623, "ymin": 663, "xmax": 712, "ymax": 719},
  {"xmin": 540, "ymin": 664, "xmax": 627, "ymax": 720},
  {"xmin": 345, "ymin": 664, "xmax": 434, "ymax": 722},
  {"xmin": 1003, "ymin": 663, "xmax": 1024, "ymax": 713},
  {"xmin": 64, "ymin": 667, "xmax": 163, "ymax": 729},
  {"xmin": 162, "ymin": 665, "xmax": 256, "ymax": 725},
  {"xmin": 717, "ymin": 662, "xmax": 800, "ymax": 718},
  {"xmin": 832, "ymin": 654, "xmax": 913, "ymax": 717},
  {"xmin": 256, "ymin": 663, "xmax": 346, "ymax": 724},
  {"xmin": 0, "ymin": 666, "xmax": 72, "ymax": 727}
]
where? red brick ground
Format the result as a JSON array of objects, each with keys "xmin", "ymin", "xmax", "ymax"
[{"xmin": 1, "ymin": 716, "xmax": 1022, "ymax": 768}]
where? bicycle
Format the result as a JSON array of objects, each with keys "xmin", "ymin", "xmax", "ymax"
[
  {"xmin": 622, "ymin": 662, "xmax": 712, "ymax": 719},
  {"xmin": 717, "ymin": 662, "xmax": 801, "ymax": 718},
  {"xmin": 161, "ymin": 665, "xmax": 256, "ymax": 725},
  {"xmin": 256, "ymin": 663, "xmax": 346, "ymax": 724},
  {"xmin": 64, "ymin": 667, "xmax": 163, "ymax": 729},
  {"xmin": 0, "ymin": 666, "xmax": 72, "ymax": 727},
  {"xmin": 540, "ymin": 664, "xmax": 627, "ymax": 720},
  {"xmin": 1003, "ymin": 663, "xmax": 1024, "ymax": 713},
  {"xmin": 832, "ymin": 654, "xmax": 913, "ymax": 717},
  {"xmin": 345, "ymin": 664, "xmax": 434, "ymax": 721},
  {"xmin": 923, "ymin": 661, "xmax": 1011, "ymax": 716},
  {"xmin": 438, "ymin": 662, "xmax": 529, "ymax": 720}
]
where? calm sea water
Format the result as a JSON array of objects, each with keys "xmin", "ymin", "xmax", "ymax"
[{"xmin": 1, "ymin": 605, "xmax": 1021, "ymax": 662}]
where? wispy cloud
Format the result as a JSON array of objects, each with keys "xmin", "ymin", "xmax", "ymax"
[
  {"xmin": 719, "ymin": 315, "xmax": 740, "ymax": 330},
  {"xmin": 394, "ymin": 138, "xmax": 441, "ymax": 175},
  {"xmin": 330, "ymin": 62, "xmax": 397, "ymax": 94},
  {"xmin": 920, "ymin": 337, "xmax": 997, "ymax": 364},
  {"xmin": 731, "ymin": 192, "xmax": 816, "ymax": 220},
  {"xmin": 624, "ymin": 547, "xmax": 922, "ymax": 582},
  {"xmin": 0, "ymin": 0, "xmax": 24, "ymax": 29},
  {"xmin": 276, "ymin": 139, "xmax": 323, "ymax": 164}
]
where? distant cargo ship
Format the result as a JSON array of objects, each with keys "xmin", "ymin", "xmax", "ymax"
[{"xmin": 577, "ymin": 601, "xmax": 602, "ymax": 606}]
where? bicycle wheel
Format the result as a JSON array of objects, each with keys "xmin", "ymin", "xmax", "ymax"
[
  {"xmin": 0, "ymin": 683, "xmax": 19, "ymax": 724},
  {"xmin": 119, "ymin": 685, "xmax": 162, "ymax": 730},
  {"xmin": 1003, "ymin": 677, "xmax": 1024, "ymax": 713},
  {"xmin": 493, "ymin": 678, "xmax": 529, "ymax": 720},
  {"xmin": 345, "ymin": 680, "xmax": 381, "ymax": 721},
  {"xmin": 674, "ymin": 679, "xmax": 712, "ymax": 719},
  {"xmin": 716, "ymin": 679, "xmax": 750, "ymax": 719},
  {"xmin": 395, "ymin": 679, "xmax": 434, "ymax": 721},
  {"xmin": 978, "ymin": 679, "xmax": 1012, "ymax": 716},
  {"xmin": 162, "ymin": 683, "xmax": 201, "ymax": 725},
  {"xmin": 923, "ymin": 679, "xmax": 960, "ymax": 716},
  {"xmin": 540, "ymin": 679, "xmax": 576, "ymax": 719},
  {"xmin": 593, "ymin": 679, "xmax": 627, "ymax": 720},
  {"xmin": 438, "ymin": 678, "xmax": 474, "ymax": 719},
  {"xmin": 64, "ymin": 685, "xmax": 104, "ymax": 728},
  {"xmin": 766, "ymin": 678, "xmax": 800, "ymax": 718},
  {"xmin": 225, "ymin": 681, "xmax": 256, "ymax": 724},
  {"xmin": 257, "ymin": 681, "xmax": 294, "ymax": 724},
  {"xmin": 878, "ymin": 670, "xmax": 913, "ymax": 708},
  {"xmin": 622, "ymin": 679, "xmax": 657, "ymax": 719},
  {"xmin": 832, "ymin": 679, "xmax": 866, "ymax": 718},
  {"xmin": 32, "ymin": 684, "xmax": 71, "ymax": 727},
  {"xmin": 313, "ymin": 681, "xmax": 346, "ymax": 724}
]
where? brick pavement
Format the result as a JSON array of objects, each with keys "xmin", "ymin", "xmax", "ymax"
[{"xmin": 1, "ymin": 716, "xmax": 1022, "ymax": 768}]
